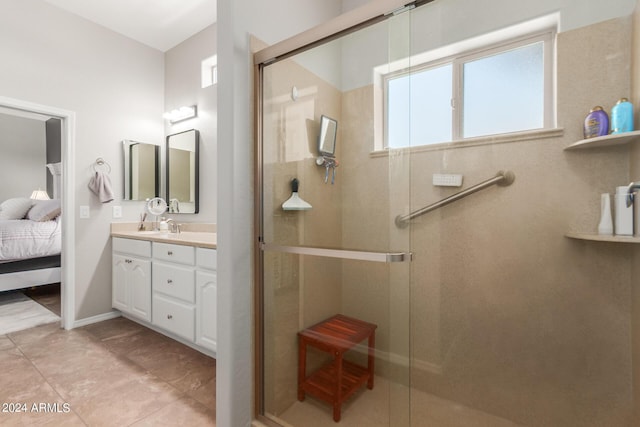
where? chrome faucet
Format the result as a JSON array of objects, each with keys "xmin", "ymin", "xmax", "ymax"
[
  {"xmin": 165, "ymin": 219, "xmax": 181, "ymax": 234},
  {"xmin": 626, "ymin": 181, "xmax": 640, "ymax": 207}
]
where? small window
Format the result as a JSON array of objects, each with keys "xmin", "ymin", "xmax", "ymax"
[
  {"xmin": 201, "ymin": 55, "xmax": 218, "ymax": 88},
  {"xmin": 384, "ymin": 32, "xmax": 554, "ymax": 149}
]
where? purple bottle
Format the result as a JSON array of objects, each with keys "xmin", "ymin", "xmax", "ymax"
[{"xmin": 584, "ymin": 106, "xmax": 609, "ymax": 139}]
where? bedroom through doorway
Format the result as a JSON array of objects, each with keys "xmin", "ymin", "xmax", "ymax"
[
  {"xmin": 0, "ymin": 96, "xmax": 76, "ymax": 331},
  {"xmin": 0, "ymin": 107, "xmax": 62, "ymax": 334}
]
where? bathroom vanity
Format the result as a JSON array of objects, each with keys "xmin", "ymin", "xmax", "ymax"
[{"xmin": 111, "ymin": 223, "xmax": 217, "ymax": 357}]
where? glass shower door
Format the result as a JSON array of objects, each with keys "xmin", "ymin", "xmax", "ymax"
[{"xmin": 256, "ymin": 9, "xmax": 414, "ymax": 427}]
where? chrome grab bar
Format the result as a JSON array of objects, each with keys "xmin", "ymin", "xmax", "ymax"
[
  {"xmin": 395, "ymin": 170, "xmax": 516, "ymax": 228},
  {"xmin": 260, "ymin": 242, "xmax": 411, "ymax": 263}
]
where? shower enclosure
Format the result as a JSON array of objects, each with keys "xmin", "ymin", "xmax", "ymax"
[{"xmin": 255, "ymin": 1, "xmax": 635, "ymax": 426}]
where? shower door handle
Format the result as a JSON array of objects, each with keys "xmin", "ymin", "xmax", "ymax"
[{"xmin": 260, "ymin": 242, "xmax": 411, "ymax": 263}]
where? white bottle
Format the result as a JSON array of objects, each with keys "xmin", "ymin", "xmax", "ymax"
[
  {"xmin": 614, "ymin": 186, "xmax": 633, "ymax": 236},
  {"xmin": 598, "ymin": 193, "xmax": 613, "ymax": 235}
]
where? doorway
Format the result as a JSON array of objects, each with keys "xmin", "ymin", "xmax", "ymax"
[{"xmin": 0, "ymin": 96, "xmax": 76, "ymax": 330}]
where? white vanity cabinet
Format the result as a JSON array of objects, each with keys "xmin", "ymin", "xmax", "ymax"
[
  {"xmin": 112, "ymin": 234, "xmax": 217, "ymax": 356},
  {"xmin": 196, "ymin": 248, "xmax": 217, "ymax": 352},
  {"xmin": 112, "ymin": 238, "xmax": 152, "ymax": 321}
]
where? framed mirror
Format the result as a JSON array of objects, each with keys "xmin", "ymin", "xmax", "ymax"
[
  {"xmin": 166, "ymin": 129, "xmax": 199, "ymax": 214},
  {"xmin": 318, "ymin": 115, "xmax": 338, "ymax": 157},
  {"xmin": 122, "ymin": 140, "xmax": 159, "ymax": 201}
]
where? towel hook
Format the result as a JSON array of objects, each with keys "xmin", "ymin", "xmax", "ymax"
[{"xmin": 93, "ymin": 157, "xmax": 111, "ymax": 174}]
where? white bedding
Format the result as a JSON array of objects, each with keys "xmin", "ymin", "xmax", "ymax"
[{"xmin": 0, "ymin": 218, "xmax": 61, "ymax": 261}]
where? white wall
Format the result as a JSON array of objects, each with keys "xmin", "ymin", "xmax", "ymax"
[
  {"xmin": 164, "ymin": 24, "xmax": 218, "ymax": 222},
  {"xmin": 0, "ymin": 113, "xmax": 46, "ymax": 201},
  {"xmin": 0, "ymin": 0, "xmax": 165, "ymax": 320}
]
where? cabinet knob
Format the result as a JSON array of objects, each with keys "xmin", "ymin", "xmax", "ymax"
[
  {"xmin": 167, "ymin": 251, "xmax": 173, "ymax": 256},
  {"xmin": 167, "ymin": 279, "xmax": 173, "ymax": 284},
  {"xmin": 167, "ymin": 314, "xmax": 173, "ymax": 320}
]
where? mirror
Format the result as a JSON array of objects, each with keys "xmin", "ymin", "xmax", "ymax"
[
  {"xmin": 318, "ymin": 115, "xmax": 338, "ymax": 156},
  {"xmin": 167, "ymin": 129, "xmax": 199, "ymax": 214},
  {"xmin": 122, "ymin": 140, "xmax": 159, "ymax": 200}
]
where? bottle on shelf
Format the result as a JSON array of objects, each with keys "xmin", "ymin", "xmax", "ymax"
[
  {"xmin": 583, "ymin": 106, "xmax": 609, "ymax": 138},
  {"xmin": 598, "ymin": 193, "xmax": 613, "ymax": 235},
  {"xmin": 614, "ymin": 186, "xmax": 633, "ymax": 236},
  {"xmin": 611, "ymin": 98, "xmax": 634, "ymax": 134}
]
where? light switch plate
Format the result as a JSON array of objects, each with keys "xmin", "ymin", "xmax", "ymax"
[
  {"xmin": 80, "ymin": 205, "xmax": 90, "ymax": 219},
  {"xmin": 112, "ymin": 205, "xmax": 122, "ymax": 218}
]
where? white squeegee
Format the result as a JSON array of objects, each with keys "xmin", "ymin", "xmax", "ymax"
[{"xmin": 282, "ymin": 178, "xmax": 312, "ymax": 211}]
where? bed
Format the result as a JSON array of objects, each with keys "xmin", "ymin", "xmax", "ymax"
[{"xmin": 0, "ymin": 198, "xmax": 62, "ymax": 292}]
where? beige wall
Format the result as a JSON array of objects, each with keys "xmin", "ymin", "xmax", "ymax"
[
  {"xmin": 264, "ymin": 14, "xmax": 636, "ymax": 427},
  {"xmin": 262, "ymin": 55, "xmax": 343, "ymax": 415},
  {"xmin": 631, "ymin": 1, "xmax": 640, "ymax": 424},
  {"xmin": 341, "ymin": 16, "xmax": 633, "ymax": 426}
]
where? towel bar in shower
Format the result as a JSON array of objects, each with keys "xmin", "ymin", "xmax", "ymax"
[
  {"xmin": 395, "ymin": 170, "xmax": 516, "ymax": 228},
  {"xmin": 260, "ymin": 243, "xmax": 411, "ymax": 263}
]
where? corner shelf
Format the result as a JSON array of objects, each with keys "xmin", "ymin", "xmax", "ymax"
[
  {"xmin": 565, "ymin": 231, "xmax": 640, "ymax": 243},
  {"xmin": 564, "ymin": 130, "xmax": 640, "ymax": 150}
]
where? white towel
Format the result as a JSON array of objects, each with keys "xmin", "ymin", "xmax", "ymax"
[{"xmin": 88, "ymin": 171, "xmax": 114, "ymax": 203}]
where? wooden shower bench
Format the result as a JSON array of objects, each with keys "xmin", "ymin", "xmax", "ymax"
[{"xmin": 297, "ymin": 314, "xmax": 377, "ymax": 422}]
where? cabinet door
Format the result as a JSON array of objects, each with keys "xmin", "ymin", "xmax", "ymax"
[
  {"xmin": 112, "ymin": 254, "xmax": 129, "ymax": 312},
  {"xmin": 196, "ymin": 271, "xmax": 217, "ymax": 352},
  {"xmin": 129, "ymin": 258, "xmax": 152, "ymax": 321}
]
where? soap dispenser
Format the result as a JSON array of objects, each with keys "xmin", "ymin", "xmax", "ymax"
[{"xmin": 159, "ymin": 217, "xmax": 169, "ymax": 232}]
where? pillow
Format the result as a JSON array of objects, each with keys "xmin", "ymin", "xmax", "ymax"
[
  {"xmin": 0, "ymin": 198, "xmax": 33, "ymax": 220},
  {"xmin": 26, "ymin": 199, "xmax": 61, "ymax": 222}
]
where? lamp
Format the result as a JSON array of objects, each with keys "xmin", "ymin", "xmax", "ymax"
[
  {"xmin": 163, "ymin": 105, "xmax": 197, "ymax": 124},
  {"xmin": 30, "ymin": 189, "xmax": 50, "ymax": 200}
]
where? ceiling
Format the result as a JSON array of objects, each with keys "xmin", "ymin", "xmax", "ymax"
[{"xmin": 41, "ymin": 0, "xmax": 217, "ymax": 52}]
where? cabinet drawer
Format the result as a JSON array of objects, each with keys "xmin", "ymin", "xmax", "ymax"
[
  {"xmin": 153, "ymin": 262, "xmax": 195, "ymax": 303},
  {"xmin": 196, "ymin": 248, "xmax": 217, "ymax": 271},
  {"xmin": 152, "ymin": 294, "xmax": 195, "ymax": 341},
  {"xmin": 113, "ymin": 238, "xmax": 151, "ymax": 258},
  {"xmin": 153, "ymin": 242, "xmax": 195, "ymax": 265}
]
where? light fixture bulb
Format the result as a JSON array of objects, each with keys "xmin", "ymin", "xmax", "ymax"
[{"xmin": 164, "ymin": 105, "xmax": 198, "ymax": 124}]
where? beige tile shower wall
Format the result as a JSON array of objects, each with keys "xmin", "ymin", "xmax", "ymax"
[
  {"xmin": 262, "ymin": 58, "xmax": 343, "ymax": 416},
  {"xmin": 339, "ymin": 85, "xmax": 414, "ymax": 378},
  {"xmin": 631, "ymin": 1, "xmax": 640, "ymax": 424},
  {"xmin": 340, "ymin": 17, "xmax": 633, "ymax": 427}
]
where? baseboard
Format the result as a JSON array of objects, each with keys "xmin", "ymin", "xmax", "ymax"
[{"xmin": 72, "ymin": 310, "xmax": 121, "ymax": 328}]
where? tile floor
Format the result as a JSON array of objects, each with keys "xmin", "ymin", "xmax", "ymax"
[
  {"xmin": 24, "ymin": 283, "xmax": 62, "ymax": 316},
  {"xmin": 277, "ymin": 377, "xmax": 521, "ymax": 427},
  {"xmin": 0, "ymin": 315, "xmax": 216, "ymax": 426}
]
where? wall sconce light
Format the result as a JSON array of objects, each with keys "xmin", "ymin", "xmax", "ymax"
[
  {"xmin": 30, "ymin": 189, "xmax": 50, "ymax": 200},
  {"xmin": 163, "ymin": 105, "xmax": 197, "ymax": 124}
]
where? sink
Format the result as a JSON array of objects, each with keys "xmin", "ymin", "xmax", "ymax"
[{"xmin": 133, "ymin": 230, "xmax": 217, "ymax": 245}]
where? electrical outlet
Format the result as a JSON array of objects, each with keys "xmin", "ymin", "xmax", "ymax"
[
  {"xmin": 79, "ymin": 205, "xmax": 90, "ymax": 219},
  {"xmin": 112, "ymin": 205, "xmax": 122, "ymax": 218}
]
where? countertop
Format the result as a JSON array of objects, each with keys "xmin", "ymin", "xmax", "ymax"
[{"xmin": 111, "ymin": 222, "xmax": 217, "ymax": 249}]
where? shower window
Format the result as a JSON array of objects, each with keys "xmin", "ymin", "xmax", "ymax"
[{"xmin": 384, "ymin": 31, "xmax": 555, "ymax": 149}]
